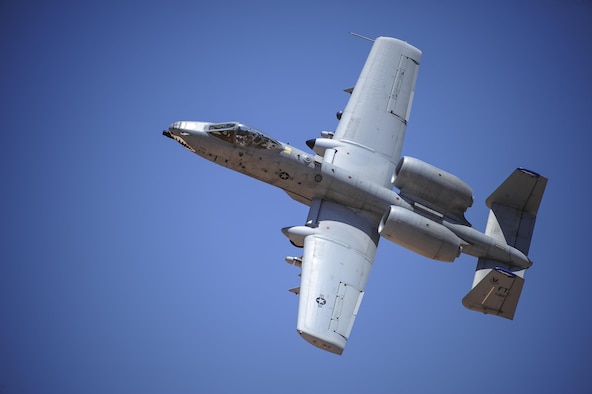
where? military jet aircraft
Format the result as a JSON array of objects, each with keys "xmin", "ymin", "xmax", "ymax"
[{"xmin": 163, "ymin": 37, "xmax": 547, "ymax": 355}]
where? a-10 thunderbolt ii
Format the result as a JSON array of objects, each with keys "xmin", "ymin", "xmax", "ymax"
[{"xmin": 163, "ymin": 36, "xmax": 547, "ymax": 355}]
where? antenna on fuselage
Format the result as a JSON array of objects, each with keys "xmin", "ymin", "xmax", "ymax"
[{"xmin": 349, "ymin": 32, "xmax": 374, "ymax": 42}]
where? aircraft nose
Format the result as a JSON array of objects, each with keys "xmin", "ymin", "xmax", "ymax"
[{"xmin": 164, "ymin": 122, "xmax": 186, "ymax": 138}]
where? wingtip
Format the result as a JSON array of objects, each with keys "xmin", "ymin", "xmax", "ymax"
[{"xmin": 297, "ymin": 330, "xmax": 345, "ymax": 355}]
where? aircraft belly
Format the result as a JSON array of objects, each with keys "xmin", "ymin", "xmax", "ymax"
[{"xmin": 191, "ymin": 137, "xmax": 402, "ymax": 219}]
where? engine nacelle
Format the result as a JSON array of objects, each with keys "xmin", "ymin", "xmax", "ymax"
[
  {"xmin": 378, "ymin": 206, "xmax": 462, "ymax": 262},
  {"xmin": 392, "ymin": 156, "xmax": 473, "ymax": 221}
]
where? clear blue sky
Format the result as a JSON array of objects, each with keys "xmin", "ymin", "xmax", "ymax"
[{"xmin": 2, "ymin": 1, "xmax": 591, "ymax": 393}]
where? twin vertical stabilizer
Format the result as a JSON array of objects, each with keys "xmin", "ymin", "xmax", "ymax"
[{"xmin": 462, "ymin": 169, "xmax": 548, "ymax": 319}]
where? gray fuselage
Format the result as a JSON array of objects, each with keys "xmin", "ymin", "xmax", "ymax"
[{"xmin": 163, "ymin": 121, "xmax": 531, "ymax": 269}]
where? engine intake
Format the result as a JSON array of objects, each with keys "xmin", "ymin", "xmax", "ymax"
[
  {"xmin": 393, "ymin": 156, "xmax": 473, "ymax": 221},
  {"xmin": 379, "ymin": 206, "xmax": 462, "ymax": 262}
]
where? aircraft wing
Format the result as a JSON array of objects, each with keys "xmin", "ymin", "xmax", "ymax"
[
  {"xmin": 287, "ymin": 37, "xmax": 421, "ymax": 354},
  {"xmin": 329, "ymin": 37, "xmax": 422, "ymax": 188},
  {"xmin": 291, "ymin": 200, "xmax": 378, "ymax": 355}
]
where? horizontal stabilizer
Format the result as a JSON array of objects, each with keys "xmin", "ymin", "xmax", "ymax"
[{"xmin": 462, "ymin": 266, "xmax": 525, "ymax": 320}]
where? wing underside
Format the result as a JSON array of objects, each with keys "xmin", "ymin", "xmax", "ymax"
[
  {"xmin": 295, "ymin": 200, "xmax": 377, "ymax": 355},
  {"xmin": 329, "ymin": 37, "xmax": 422, "ymax": 188}
]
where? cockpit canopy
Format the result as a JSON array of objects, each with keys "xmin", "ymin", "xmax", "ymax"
[{"xmin": 207, "ymin": 122, "xmax": 282, "ymax": 150}]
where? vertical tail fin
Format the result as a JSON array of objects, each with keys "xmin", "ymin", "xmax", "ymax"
[{"xmin": 462, "ymin": 169, "xmax": 548, "ymax": 319}]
